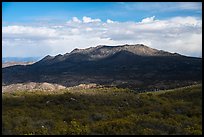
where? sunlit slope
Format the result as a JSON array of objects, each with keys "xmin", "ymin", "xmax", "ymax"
[{"xmin": 2, "ymin": 84, "xmax": 202, "ymax": 135}]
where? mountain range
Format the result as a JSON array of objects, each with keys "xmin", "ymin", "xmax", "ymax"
[{"xmin": 2, "ymin": 44, "xmax": 202, "ymax": 91}]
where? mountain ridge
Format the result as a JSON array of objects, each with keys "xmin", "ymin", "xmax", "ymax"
[
  {"xmin": 35, "ymin": 44, "xmax": 182, "ymax": 66},
  {"xmin": 2, "ymin": 44, "xmax": 202, "ymax": 91}
]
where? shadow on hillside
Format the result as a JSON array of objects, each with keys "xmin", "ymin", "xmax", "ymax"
[{"xmin": 2, "ymin": 53, "xmax": 202, "ymax": 91}]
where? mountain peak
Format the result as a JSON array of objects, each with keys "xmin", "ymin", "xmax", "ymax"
[
  {"xmin": 37, "ymin": 44, "xmax": 182, "ymax": 66},
  {"xmin": 43, "ymin": 55, "xmax": 54, "ymax": 60},
  {"xmin": 71, "ymin": 48, "xmax": 80, "ymax": 53}
]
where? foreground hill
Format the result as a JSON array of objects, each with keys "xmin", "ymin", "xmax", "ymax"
[
  {"xmin": 2, "ymin": 84, "xmax": 202, "ymax": 135},
  {"xmin": 2, "ymin": 44, "xmax": 202, "ymax": 90}
]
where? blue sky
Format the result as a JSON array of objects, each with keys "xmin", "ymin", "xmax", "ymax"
[
  {"xmin": 2, "ymin": 2, "xmax": 202, "ymax": 57},
  {"xmin": 3, "ymin": 2, "xmax": 202, "ymax": 24}
]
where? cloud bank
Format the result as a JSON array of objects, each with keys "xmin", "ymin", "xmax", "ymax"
[{"xmin": 2, "ymin": 16, "xmax": 202, "ymax": 57}]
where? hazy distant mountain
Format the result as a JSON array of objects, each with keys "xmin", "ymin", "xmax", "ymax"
[
  {"xmin": 2, "ymin": 44, "xmax": 202, "ymax": 91},
  {"xmin": 2, "ymin": 57, "xmax": 42, "ymax": 68},
  {"xmin": 2, "ymin": 62, "xmax": 35, "ymax": 68},
  {"xmin": 2, "ymin": 57, "xmax": 41, "ymax": 63}
]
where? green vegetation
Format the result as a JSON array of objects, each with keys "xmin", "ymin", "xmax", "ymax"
[{"xmin": 2, "ymin": 84, "xmax": 202, "ymax": 135}]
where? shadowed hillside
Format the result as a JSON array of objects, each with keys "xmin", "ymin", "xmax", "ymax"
[{"xmin": 2, "ymin": 44, "xmax": 202, "ymax": 91}]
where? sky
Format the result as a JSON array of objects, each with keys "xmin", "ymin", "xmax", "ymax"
[{"xmin": 2, "ymin": 2, "xmax": 202, "ymax": 58}]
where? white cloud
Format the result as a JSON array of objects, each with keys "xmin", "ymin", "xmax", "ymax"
[
  {"xmin": 2, "ymin": 16, "xmax": 202, "ymax": 58},
  {"xmin": 70, "ymin": 28, "xmax": 79, "ymax": 34},
  {"xmin": 82, "ymin": 16, "xmax": 101, "ymax": 23},
  {"xmin": 141, "ymin": 16, "xmax": 155, "ymax": 23},
  {"xmin": 72, "ymin": 17, "xmax": 82, "ymax": 23},
  {"xmin": 2, "ymin": 25, "xmax": 58, "ymax": 40},
  {"xmin": 169, "ymin": 16, "xmax": 201, "ymax": 26},
  {"xmin": 52, "ymin": 25, "xmax": 63, "ymax": 28},
  {"xmin": 85, "ymin": 27, "xmax": 93, "ymax": 31},
  {"xmin": 107, "ymin": 19, "xmax": 114, "ymax": 23}
]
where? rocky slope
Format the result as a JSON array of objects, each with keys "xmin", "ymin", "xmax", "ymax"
[{"xmin": 2, "ymin": 82, "xmax": 66, "ymax": 93}]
